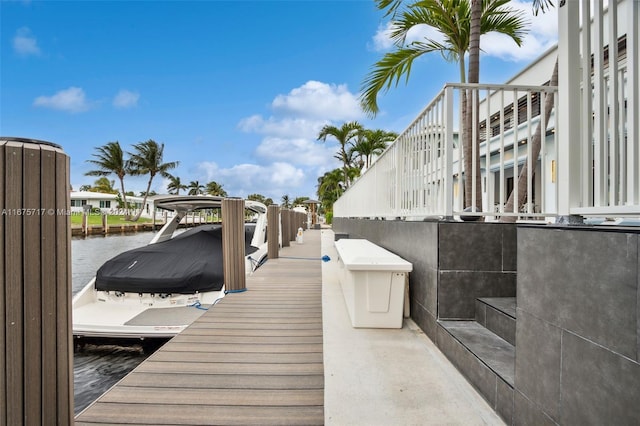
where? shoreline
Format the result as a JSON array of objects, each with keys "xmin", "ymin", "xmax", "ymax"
[{"xmin": 71, "ymin": 220, "xmax": 221, "ymax": 237}]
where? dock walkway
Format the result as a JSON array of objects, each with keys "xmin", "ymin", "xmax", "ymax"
[
  {"xmin": 76, "ymin": 228, "xmax": 505, "ymax": 425},
  {"xmin": 76, "ymin": 230, "xmax": 324, "ymax": 425}
]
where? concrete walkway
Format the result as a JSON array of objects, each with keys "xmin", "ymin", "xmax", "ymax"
[{"xmin": 321, "ymin": 229, "xmax": 505, "ymax": 425}]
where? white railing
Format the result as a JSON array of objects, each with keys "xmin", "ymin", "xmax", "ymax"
[
  {"xmin": 558, "ymin": 0, "xmax": 639, "ymax": 217},
  {"xmin": 335, "ymin": 0, "xmax": 639, "ymax": 221},
  {"xmin": 335, "ymin": 82, "xmax": 558, "ymax": 220}
]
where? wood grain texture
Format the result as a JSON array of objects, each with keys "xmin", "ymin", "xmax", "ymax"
[{"xmin": 76, "ymin": 229, "xmax": 324, "ymax": 425}]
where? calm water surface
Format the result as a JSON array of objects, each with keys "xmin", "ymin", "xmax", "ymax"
[{"xmin": 72, "ymin": 231, "xmax": 166, "ymax": 414}]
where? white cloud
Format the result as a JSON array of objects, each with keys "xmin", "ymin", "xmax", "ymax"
[
  {"xmin": 255, "ymin": 137, "xmax": 337, "ymax": 168},
  {"xmin": 271, "ymin": 81, "xmax": 363, "ymax": 121},
  {"xmin": 369, "ymin": 0, "xmax": 558, "ymax": 63},
  {"xmin": 371, "ymin": 22, "xmax": 396, "ymax": 51},
  {"xmin": 33, "ymin": 87, "xmax": 90, "ymax": 113},
  {"xmin": 13, "ymin": 27, "xmax": 41, "ymax": 57},
  {"xmin": 238, "ymin": 115, "xmax": 326, "ymax": 139},
  {"xmin": 370, "ymin": 21, "xmax": 443, "ymax": 52},
  {"xmin": 197, "ymin": 160, "xmax": 306, "ymax": 199},
  {"xmin": 482, "ymin": 0, "xmax": 558, "ymax": 62},
  {"xmin": 229, "ymin": 79, "xmax": 364, "ymax": 199},
  {"xmin": 113, "ymin": 89, "xmax": 140, "ymax": 109}
]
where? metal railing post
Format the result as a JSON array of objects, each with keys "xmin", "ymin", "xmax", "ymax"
[
  {"xmin": 444, "ymin": 86, "xmax": 454, "ymax": 218},
  {"xmin": 557, "ymin": 0, "xmax": 582, "ymax": 218}
]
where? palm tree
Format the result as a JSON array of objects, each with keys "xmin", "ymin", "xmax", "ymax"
[
  {"xmin": 316, "ymin": 168, "xmax": 346, "ymax": 211},
  {"xmin": 91, "ymin": 177, "xmax": 118, "ymax": 194},
  {"xmin": 85, "ymin": 141, "xmax": 130, "ymax": 216},
  {"xmin": 292, "ymin": 196, "xmax": 310, "ymax": 208},
  {"xmin": 351, "ymin": 129, "xmax": 398, "ymax": 169},
  {"xmin": 467, "ymin": 0, "xmax": 483, "ymax": 211},
  {"xmin": 187, "ymin": 180, "xmax": 205, "ymax": 195},
  {"xmin": 167, "ymin": 175, "xmax": 187, "ymax": 195},
  {"xmin": 317, "ymin": 121, "xmax": 364, "ymax": 188},
  {"xmin": 206, "ymin": 180, "xmax": 227, "ymax": 197},
  {"xmin": 361, "ymin": 0, "xmax": 528, "ymax": 208},
  {"xmin": 281, "ymin": 195, "xmax": 291, "ymax": 209},
  {"xmin": 128, "ymin": 139, "xmax": 179, "ymax": 221}
]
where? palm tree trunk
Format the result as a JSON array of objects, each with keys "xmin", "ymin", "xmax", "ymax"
[
  {"xmin": 118, "ymin": 175, "xmax": 129, "ymax": 219},
  {"xmin": 500, "ymin": 59, "xmax": 558, "ymax": 222},
  {"xmin": 466, "ymin": 0, "xmax": 482, "ymax": 212},
  {"xmin": 131, "ymin": 175, "xmax": 154, "ymax": 222}
]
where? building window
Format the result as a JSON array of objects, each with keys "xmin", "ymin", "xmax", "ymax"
[
  {"xmin": 71, "ymin": 199, "xmax": 88, "ymax": 207},
  {"xmin": 99, "ymin": 200, "xmax": 111, "ymax": 208}
]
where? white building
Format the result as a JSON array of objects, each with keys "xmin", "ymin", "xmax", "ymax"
[{"xmin": 335, "ymin": 0, "xmax": 638, "ymax": 222}]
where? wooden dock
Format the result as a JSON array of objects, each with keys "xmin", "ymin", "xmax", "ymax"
[{"xmin": 75, "ymin": 229, "xmax": 324, "ymax": 425}]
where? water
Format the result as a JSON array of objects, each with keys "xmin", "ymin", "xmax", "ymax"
[{"xmin": 72, "ymin": 231, "xmax": 163, "ymax": 414}]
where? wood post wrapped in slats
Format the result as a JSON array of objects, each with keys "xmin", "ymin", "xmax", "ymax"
[
  {"xmin": 267, "ymin": 204, "xmax": 279, "ymax": 259},
  {"xmin": 281, "ymin": 209, "xmax": 290, "ymax": 248},
  {"xmin": 0, "ymin": 137, "xmax": 73, "ymax": 425},
  {"xmin": 222, "ymin": 198, "xmax": 246, "ymax": 292}
]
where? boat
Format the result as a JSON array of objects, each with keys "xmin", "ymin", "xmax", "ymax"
[{"xmin": 72, "ymin": 195, "xmax": 268, "ymax": 341}]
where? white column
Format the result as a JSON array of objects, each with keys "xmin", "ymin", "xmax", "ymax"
[{"xmin": 556, "ymin": 0, "xmax": 582, "ymax": 217}]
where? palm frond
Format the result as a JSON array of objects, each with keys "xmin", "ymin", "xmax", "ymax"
[{"xmin": 360, "ymin": 44, "xmax": 438, "ymax": 116}]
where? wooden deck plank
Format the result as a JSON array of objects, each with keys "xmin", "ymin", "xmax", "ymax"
[
  {"xmin": 76, "ymin": 404, "xmax": 324, "ymax": 425},
  {"xmin": 119, "ymin": 373, "xmax": 324, "ymax": 389},
  {"xmin": 100, "ymin": 388, "xmax": 324, "ymax": 406},
  {"xmin": 178, "ymin": 327, "xmax": 323, "ymax": 337},
  {"xmin": 76, "ymin": 230, "xmax": 325, "ymax": 424},
  {"xmin": 150, "ymin": 350, "xmax": 323, "ymax": 363},
  {"xmin": 134, "ymin": 361, "xmax": 323, "ymax": 375},
  {"xmin": 156, "ymin": 342, "xmax": 323, "ymax": 353}
]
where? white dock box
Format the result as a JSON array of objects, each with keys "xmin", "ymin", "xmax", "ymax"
[{"xmin": 334, "ymin": 239, "xmax": 413, "ymax": 328}]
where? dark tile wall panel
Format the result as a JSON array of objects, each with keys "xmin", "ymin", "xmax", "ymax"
[
  {"xmin": 514, "ymin": 309, "xmax": 561, "ymax": 422},
  {"xmin": 439, "ymin": 222, "xmax": 506, "ymax": 271},
  {"xmin": 486, "ymin": 305, "xmax": 516, "ymax": 346},
  {"xmin": 496, "ymin": 377, "xmax": 514, "ymax": 425},
  {"xmin": 436, "ymin": 326, "xmax": 497, "ymax": 407},
  {"xmin": 475, "ymin": 300, "xmax": 487, "ymax": 326},
  {"xmin": 561, "ymin": 331, "xmax": 640, "ymax": 425},
  {"xmin": 502, "ymin": 224, "xmax": 518, "ymax": 272},
  {"xmin": 513, "ymin": 391, "xmax": 557, "ymax": 426},
  {"xmin": 518, "ymin": 228, "xmax": 638, "ymax": 360},
  {"xmin": 439, "ymin": 271, "xmax": 516, "ymax": 319},
  {"xmin": 410, "ymin": 298, "xmax": 437, "ymax": 341}
]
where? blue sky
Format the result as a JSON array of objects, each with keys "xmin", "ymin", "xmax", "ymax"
[{"xmin": 1, "ymin": 0, "xmax": 557, "ymax": 202}]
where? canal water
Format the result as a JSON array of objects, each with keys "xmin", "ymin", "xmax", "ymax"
[{"xmin": 72, "ymin": 231, "xmax": 165, "ymax": 414}]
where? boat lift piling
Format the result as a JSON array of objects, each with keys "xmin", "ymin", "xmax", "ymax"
[
  {"xmin": 222, "ymin": 198, "xmax": 246, "ymax": 292},
  {"xmin": 1, "ymin": 137, "xmax": 74, "ymax": 425},
  {"xmin": 101, "ymin": 212, "xmax": 109, "ymax": 234},
  {"xmin": 281, "ymin": 209, "xmax": 290, "ymax": 248},
  {"xmin": 267, "ymin": 204, "xmax": 279, "ymax": 259}
]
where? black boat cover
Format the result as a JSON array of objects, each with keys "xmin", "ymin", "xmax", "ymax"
[{"xmin": 95, "ymin": 224, "xmax": 258, "ymax": 294}]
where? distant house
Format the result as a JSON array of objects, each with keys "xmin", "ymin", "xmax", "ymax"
[{"xmin": 70, "ymin": 191, "xmax": 118, "ymax": 213}]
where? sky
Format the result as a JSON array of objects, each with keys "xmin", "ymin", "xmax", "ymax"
[{"xmin": 1, "ymin": 0, "xmax": 558, "ymax": 202}]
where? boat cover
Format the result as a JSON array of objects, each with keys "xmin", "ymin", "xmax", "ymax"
[{"xmin": 95, "ymin": 224, "xmax": 258, "ymax": 294}]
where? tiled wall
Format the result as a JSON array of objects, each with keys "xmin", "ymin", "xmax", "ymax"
[{"xmin": 515, "ymin": 227, "xmax": 640, "ymax": 424}]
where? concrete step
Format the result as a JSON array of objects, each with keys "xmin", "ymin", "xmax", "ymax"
[
  {"xmin": 475, "ymin": 297, "xmax": 516, "ymax": 346},
  {"xmin": 437, "ymin": 320, "xmax": 515, "ymax": 424}
]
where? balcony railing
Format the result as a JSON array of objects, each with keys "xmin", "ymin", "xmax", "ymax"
[
  {"xmin": 334, "ymin": 83, "xmax": 558, "ymax": 221},
  {"xmin": 334, "ymin": 0, "xmax": 639, "ymax": 222}
]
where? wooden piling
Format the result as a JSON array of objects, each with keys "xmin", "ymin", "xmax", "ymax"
[
  {"xmin": 267, "ymin": 204, "xmax": 279, "ymax": 259},
  {"xmin": 1, "ymin": 137, "xmax": 73, "ymax": 425},
  {"xmin": 290, "ymin": 211, "xmax": 297, "ymax": 242},
  {"xmin": 101, "ymin": 212, "xmax": 108, "ymax": 234},
  {"xmin": 82, "ymin": 211, "xmax": 88, "ymax": 236},
  {"xmin": 281, "ymin": 209, "xmax": 290, "ymax": 247},
  {"xmin": 222, "ymin": 198, "xmax": 246, "ymax": 292}
]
